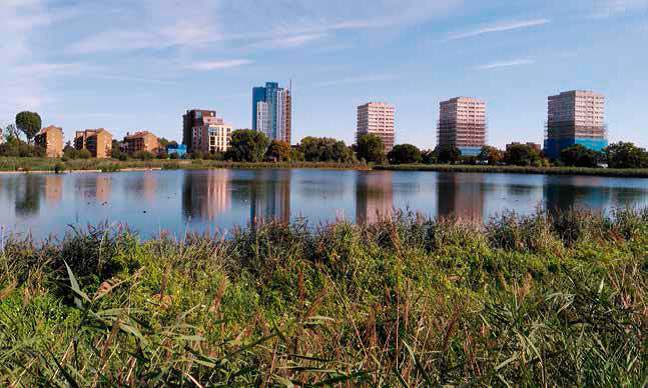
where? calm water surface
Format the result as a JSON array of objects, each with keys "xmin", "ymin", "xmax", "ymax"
[{"xmin": 0, "ymin": 169, "xmax": 646, "ymax": 239}]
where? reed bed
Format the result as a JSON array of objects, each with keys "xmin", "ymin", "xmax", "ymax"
[{"xmin": 0, "ymin": 209, "xmax": 646, "ymax": 386}]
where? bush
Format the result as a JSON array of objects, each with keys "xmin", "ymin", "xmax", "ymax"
[
  {"xmin": 77, "ymin": 149, "xmax": 92, "ymax": 159},
  {"xmin": 387, "ymin": 144, "xmax": 422, "ymax": 164},
  {"xmin": 169, "ymin": 153, "xmax": 179, "ymax": 160},
  {"xmin": 133, "ymin": 151, "xmax": 154, "ymax": 160},
  {"xmin": 356, "ymin": 134, "xmax": 385, "ymax": 163}
]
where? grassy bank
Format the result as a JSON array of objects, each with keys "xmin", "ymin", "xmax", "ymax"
[
  {"xmin": 0, "ymin": 209, "xmax": 646, "ymax": 386},
  {"xmin": 375, "ymin": 163, "xmax": 648, "ymax": 178},
  {"xmin": 3, "ymin": 157, "xmax": 648, "ymax": 177},
  {"xmin": 0, "ymin": 157, "xmax": 369, "ymax": 173}
]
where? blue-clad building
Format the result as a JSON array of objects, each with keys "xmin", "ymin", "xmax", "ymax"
[
  {"xmin": 167, "ymin": 144, "xmax": 187, "ymax": 158},
  {"xmin": 544, "ymin": 90, "xmax": 608, "ymax": 159},
  {"xmin": 252, "ymin": 82, "xmax": 292, "ymax": 144}
]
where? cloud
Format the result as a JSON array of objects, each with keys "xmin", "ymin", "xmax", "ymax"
[
  {"xmin": 447, "ymin": 19, "xmax": 551, "ymax": 40},
  {"xmin": 313, "ymin": 74, "xmax": 399, "ymax": 87},
  {"xmin": 474, "ymin": 59, "xmax": 535, "ymax": 70},
  {"xmin": 186, "ymin": 60, "xmax": 253, "ymax": 71},
  {"xmin": 590, "ymin": 0, "xmax": 648, "ymax": 18},
  {"xmin": 67, "ymin": 0, "xmax": 461, "ymax": 54}
]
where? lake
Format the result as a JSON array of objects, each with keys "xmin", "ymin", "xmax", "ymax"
[{"xmin": 0, "ymin": 169, "xmax": 646, "ymax": 239}]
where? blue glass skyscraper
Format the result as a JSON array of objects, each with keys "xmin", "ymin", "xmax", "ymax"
[{"xmin": 252, "ymin": 82, "xmax": 292, "ymax": 144}]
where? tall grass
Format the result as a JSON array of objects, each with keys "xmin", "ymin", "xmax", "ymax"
[{"xmin": 0, "ymin": 209, "xmax": 646, "ymax": 386}]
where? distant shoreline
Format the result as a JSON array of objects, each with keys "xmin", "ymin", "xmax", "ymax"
[{"xmin": 0, "ymin": 157, "xmax": 646, "ymax": 178}]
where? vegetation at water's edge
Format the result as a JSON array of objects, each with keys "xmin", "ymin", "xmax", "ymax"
[
  {"xmin": 1, "ymin": 208, "xmax": 646, "ymax": 386},
  {"xmin": 374, "ymin": 163, "xmax": 648, "ymax": 177}
]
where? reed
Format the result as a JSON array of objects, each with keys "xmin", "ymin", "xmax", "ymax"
[{"xmin": 0, "ymin": 209, "xmax": 646, "ymax": 386}]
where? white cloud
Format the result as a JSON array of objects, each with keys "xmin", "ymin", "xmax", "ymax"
[
  {"xmin": 591, "ymin": 0, "xmax": 648, "ymax": 18},
  {"xmin": 67, "ymin": 0, "xmax": 461, "ymax": 54},
  {"xmin": 447, "ymin": 19, "xmax": 551, "ymax": 40},
  {"xmin": 186, "ymin": 60, "xmax": 253, "ymax": 71},
  {"xmin": 313, "ymin": 74, "xmax": 399, "ymax": 87},
  {"xmin": 474, "ymin": 59, "xmax": 535, "ymax": 70}
]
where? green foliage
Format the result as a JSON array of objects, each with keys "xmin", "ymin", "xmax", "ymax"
[
  {"xmin": 434, "ymin": 144, "xmax": 461, "ymax": 164},
  {"xmin": 421, "ymin": 149, "xmax": 436, "ymax": 164},
  {"xmin": 299, "ymin": 136, "xmax": 355, "ymax": 163},
  {"xmin": 356, "ymin": 134, "xmax": 386, "ymax": 163},
  {"xmin": 133, "ymin": 150, "xmax": 154, "ymax": 160},
  {"xmin": 0, "ymin": 135, "xmax": 44, "ymax": 157},
  {"xmin": 0, "ymin": 208, "xmax": 646, "ymax": 386},
  {"xmin": 77, "ymin": 149, "xmax": 92, "ymax": 159},
  {"xmin": 225, "ymin": 129, "xmax": 270, "ymax": 162},
  {"xmin": 265, "ymin": 140, "xmax": 292, "ymax": 161},
  {"xmin": 559, "ymin": 144, "xmax": 601, "ymax": 167},
  {"xmin": 15, "ymin": 111, "xmax": 41, "ymax": 143},
  {"xmin": 388, "ymin": 143, "xmax": 422, "ymax": 164},
  {"xmin": 604, "ymin": 142, "xmax": 648, "ymax": 169},
  {"xmin": 504, "ymin": 143, "xmax": 543, "ymax": 166},
  {"xmin": 478, "ymin": 145, "xmax": 504, "ymax": 165}
]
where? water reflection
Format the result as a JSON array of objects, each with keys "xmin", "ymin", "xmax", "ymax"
[
  {"xmin": 15, "ymin": 175, "xmax": 41, "ymax": 217},
  {"xmin": 250, "ymin": 169, "xmax": 291, "ymax": 224},
  {"xmin": 544, "ymin": 176, "xmax": 611, "ymax": 215},
  {"xmin": 356, "ymin": 171, "xmax": 393, "ymax": 224},
  {"xmin": 44, "ymin": 175, "xmax": 63, "ymax": 205},
  {"xmin": 437, "ymin": 173, "xmax": 484, "ymax": 222},
  {"xmin": 182, "ymin": 170, "xmax": 232, "ymax": 221},
  {"xmin": 0, "ymin": 169, "xmax": 645, "ymax": 239}
]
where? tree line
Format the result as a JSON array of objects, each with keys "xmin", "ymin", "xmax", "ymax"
[{"xmin": 3, "ymin": 111, "xmax": 648, "ymax": 169}]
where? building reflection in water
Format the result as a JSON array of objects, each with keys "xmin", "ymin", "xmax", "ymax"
[
  {"xmin": 355, "ymin": 171, "xmax": 393, "ymax": 224},
  {"xmin": 249, "ymin": 169, "xmax": 291, "ymax": 224},
  {"xmin": 44, "ymin": 175, "xmax": 63, "ymax": 205},
  {"xmin": 182, "ymin": 170, "xmax": 232, "ymax": 221},
  {"xmin": 543, "ymin": 176, "xmax": 611, "ymax": 215},
  {"xmin": 138, "ymin": 171, "xmax": 157, "ymax": 202},
  {"xmin": 437, "ymin": 172, "xmax": 484, "ymax": 222},
  {"xmin": 74, "ymin": 174, "xmax": 113, "ymax": 203}
]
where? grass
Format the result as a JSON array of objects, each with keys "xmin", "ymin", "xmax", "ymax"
[
  {"xmin": 0, "ymin": 208, "xmax": 646, "ymax": 386},
  {"xmin": 375, "ymin": 163, "xmax": 648, "ymax": 178},
  {"xmin": 3, "ymin": 157, "xmax": 648, "ymax": 177}
]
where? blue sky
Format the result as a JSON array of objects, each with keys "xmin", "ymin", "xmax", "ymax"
[{"xmin": 2, "ymin": 0, "xmax": 647, "ymax": 149}]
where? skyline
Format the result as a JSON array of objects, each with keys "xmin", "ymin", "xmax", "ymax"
[{"xmin": 2, "ymin": 0, "xmax": 648, "ymax": 149}]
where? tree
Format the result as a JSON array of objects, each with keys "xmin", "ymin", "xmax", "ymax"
[
  {"xmin": 559, "ymin": 144, "xmax": 601, "ymax": 167},
  {"xmin": 77, "ymin": 149, "xmax": 92, "ymax": 159},
  {"xmin": 266, "ymin": 140, "xmax": 292, "ymax": 162},
  {"xmin": 15, "ymin": 111, "xmax": 41, "ymax": 143},
  {"xmin": 421, "ymin": 149, "xmax": 436, "ymax": 164},
  {"xmin": 504, "ymin": 144, "xmax": 543, "ymax": 166},
  {"xmin": 434, "ymin": 145, "xmax": 461, "ymax": 164},
  {"xmin": 604, "ymin": 142, "xmax": 648, "ymax": 169},
  {"xmin": 225, "ymin": 130, "xmax": 270, "ymax": 162},
  {"xmin": 478, "ymin": 146, "xmax": 504, "ymax": 165},
  {"xmin": 356, "ymin": 134, "xmax": 385, "ymax": 163},
  {"xmin": 388, "ymin": 144, "xmax": 422, "ymax": 164},
  {"xmin": 299, "ymin": 137, "xmax": 354, "ymax": 163}
]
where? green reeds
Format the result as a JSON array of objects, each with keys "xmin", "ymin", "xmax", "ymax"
[{"xmin": 0, "ymin": 209, "xmax": 646, "ymax": 385}]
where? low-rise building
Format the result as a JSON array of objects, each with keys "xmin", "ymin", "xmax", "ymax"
[
  {"xmin": 123, "ymin": 131, "xmax": 159, "ymax": 154},
  {"xmin": 34, "ymin": 125, "xmax": 64, "ymax": 157},
  {"xmin": 192, "ymin": 116, "xmax": 233, "ymax": 154},
  {"xmin": 74, "ymin": 129, "xmax": 113, "ymax": 158},
  {"xmin": 167, "ymin": 144, "xmax": 187, "ymax": 158}
]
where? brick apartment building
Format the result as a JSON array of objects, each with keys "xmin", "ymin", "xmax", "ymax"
[
  {"xmin": 74, "ymin": 129, "xmax": 113, "ymax": 158},
  {"xmin": 34, "ymin": 125, "xmax": 64, "ymax": 157},
  {"xmin": 123, "ymin": 131, "xmax": 159, "ymax": 154}
]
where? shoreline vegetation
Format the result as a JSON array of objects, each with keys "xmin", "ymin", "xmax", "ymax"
[
  {"xmin": 0, "ymin": 208, "xmax": 646, "ymax": 385},
  {"xmin": 1, "ymin": 157, "xmax": 648, "ymax": 177}
]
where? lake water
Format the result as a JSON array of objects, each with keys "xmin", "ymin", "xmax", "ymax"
[{"xmin": 0, "ymin": 169, "xmax": 646, "ymax": 239}]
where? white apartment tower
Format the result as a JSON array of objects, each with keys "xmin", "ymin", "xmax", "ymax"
[
  {"xmin": 356, "ymin": 102, "xmax": 395, "ymax": 152},
  {"xmin": 437, "ymin": 97, "xmax": 487, "ymax": 156}
]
